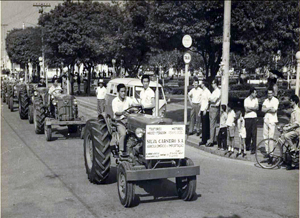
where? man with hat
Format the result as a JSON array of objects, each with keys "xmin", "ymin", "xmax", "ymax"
[{"xmin": 96, "ymin": 79, "xmax": 107, "ymax": 116}]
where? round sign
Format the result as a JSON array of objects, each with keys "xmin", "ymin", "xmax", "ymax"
[
  {"xmin": 183, "ymin": 53, "xmax": 192, "ymax": 64},
  {"xmin": 182, "ymin": 35, "xmax": 192, "ymax": 48}
]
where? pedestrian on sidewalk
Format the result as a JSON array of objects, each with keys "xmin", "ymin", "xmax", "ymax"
[
  {"xmin": 226, "ymin": 102, "xmax": 236, "ymax": 153},
  {"xmin": 96, "ymin": 79, "xmax": 107, "ymax": 116},
  {"xmin": 198, "ymin": 81, "xmax": 211, "ymax": 145},
  {"xmin": 188, "ymin": 78, "xmax": 202, "ymax": 135},
  {"xmin": 244, "ymin": 87, "xmax": 259, "ymax": 154},
  {"xmin": 236, "ymin": 110, "xmax": 246, "ymax": 156},
  {"xmin": 218, "ymin": 104, "xmax": 228, "ymax": 150},
  {"xmin": 262, "ymin": 88, "xmax": 279, "ymax": 153},
  {"xmin": 206, "ymin": 78, "xmax": 221, "ymax": 146}
]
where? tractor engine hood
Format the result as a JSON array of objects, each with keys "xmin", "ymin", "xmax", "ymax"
[
  {"xmin": 127, "ymin": 114, "xmax": 173, "ymax": 131},
  {"xmin": 54, "ymin": 94, "xmax": 74, "ymax": 101}
]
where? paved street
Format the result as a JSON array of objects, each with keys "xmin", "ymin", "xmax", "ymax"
[{"xmin": 1, "ymin": 98, "xmax": 299, "ymax": 218}]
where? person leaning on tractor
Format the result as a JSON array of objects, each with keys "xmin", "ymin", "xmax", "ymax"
[
  {"xmin": 283, "ymin": 94, "xmax": 300, "ymax": 152},
  {"xmin": 140, "ymin": 75, "xmax": 155, "ymax": 115},
  {"xmin": 96, "ymin": 79, "xmax": 107, "ymax": 116},
  {"xmin": 112, "ymin": 83, "xmax": 140, "ymax": 156}
]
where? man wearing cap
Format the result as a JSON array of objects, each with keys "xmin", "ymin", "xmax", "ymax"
[{"xmin": 96, "ymin": 79, "xmax": 107, "ymax": 116}]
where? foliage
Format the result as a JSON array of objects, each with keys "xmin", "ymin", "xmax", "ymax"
[{"xmin": 5, "ymin": 27, "xmax": 42, "ymax": 65}]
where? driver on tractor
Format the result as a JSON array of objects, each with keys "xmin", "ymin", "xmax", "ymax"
[
  {"xmin": 49, "ymin": 78, "xmax": 62, "ymax": 116},
  {"xmin": 112, "ymin": 83, "xmax": 141, "ymax": 157}
]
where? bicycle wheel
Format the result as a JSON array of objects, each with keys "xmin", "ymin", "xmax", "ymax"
[{"xmin": 256, "ymin": 138, "xmax": 283, "ymax": 169}]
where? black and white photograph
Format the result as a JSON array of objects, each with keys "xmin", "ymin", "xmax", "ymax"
[{"xmin": 1, "ymin": 1, "xmax": 299, "ymax": 217}]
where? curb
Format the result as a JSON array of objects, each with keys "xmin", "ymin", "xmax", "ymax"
[{"xmin": 186, "ymin": 135, "xmax": 257, "ymax": 162}]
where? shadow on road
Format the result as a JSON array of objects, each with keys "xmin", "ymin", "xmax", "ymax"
[{"xmin": 131, "ymin": 179, "xmax": 201, "ymax": 207}]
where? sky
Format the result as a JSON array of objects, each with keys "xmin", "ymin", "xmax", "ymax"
[{"xmin": 1, "ymin": 1, "xmax": 61, "ymax": 60}]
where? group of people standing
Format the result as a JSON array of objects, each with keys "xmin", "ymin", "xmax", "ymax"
[{"xmin": 188, "ymin": 77, "xmax": 300, "ymax": 157}]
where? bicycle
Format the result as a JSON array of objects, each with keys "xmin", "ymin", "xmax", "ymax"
[{"xmin": 255, "ymin": 127, "xmax": 299, "ymax": 169}]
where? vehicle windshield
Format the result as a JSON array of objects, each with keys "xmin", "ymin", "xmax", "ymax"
[{"xmin": 134, "ymin": 86, "xmax": 164, "ymax": 100}]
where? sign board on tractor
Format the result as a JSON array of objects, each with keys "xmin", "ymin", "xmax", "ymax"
[{"xmin": 145, "ymin": 125, "xmax": 185, "ymax": 159}]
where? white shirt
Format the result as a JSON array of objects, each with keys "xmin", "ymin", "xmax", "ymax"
[
  {"xmin": 209, "ymin": 87, "xmax": 221, "ymax": 106},
  {"xmin": 49, "ymin": 85, "xmax": 62, "ymax": 95},
  {"xmin": 262, "ymin": 97, "xmax": 279, "ymax": 123},
  {"xmin": 244, "ymin": 96, "xmax": 259, "ymax": 118},
  {"xmin": 226, "ymin": 110, "xmax": 236, "ymax": 127},
  {"xmin": 188, "ymin": 87, "xmax": 202, "ymax": 104},
  {"xmin": 112, "ymin": 96, "xmax": 133, "ymax": 119},
  {"xmin": 96, "ymin": 86, "xmax": 107, "ymax": 99},
  {"xmin": 200, "ymin": 87, "xmax": 211, "ymax": 111},
  {"xmin": 140, "ymin": 87, "xmax": 155, "ymax": 108}
]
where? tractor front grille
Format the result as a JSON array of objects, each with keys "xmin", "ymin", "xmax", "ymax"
[{"xmin": 57, "ymin": 99, "xmax": 74, "ymax": 121}]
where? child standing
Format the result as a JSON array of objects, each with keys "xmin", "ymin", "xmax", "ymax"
[
  {"xmin": 226, "ymin": 103, "xmax": 236, "ymax": 153},
  {"xmin": 218, "ymin": 104, "xmax": 228, "ymax": 150},
  {"xmin": 237, "ymin": 110, "xmax": 247, "ymax": 156}
]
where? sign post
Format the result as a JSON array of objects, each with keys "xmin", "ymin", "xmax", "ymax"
[{"xmin": 182, "ymin": 35, "xmax": 192, "ymax": 127}]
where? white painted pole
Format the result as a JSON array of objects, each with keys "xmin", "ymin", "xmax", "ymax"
[
  {"xmin": 295, "ymin": 51, "xmax": 300, "ymax": 97},
  {"xmin": 221, "ymin": 0, "xmax": 231, "ymax": 105},
  {"xmin": 184, "ymin": 63, "xmax": 189, "ymax": 125}
]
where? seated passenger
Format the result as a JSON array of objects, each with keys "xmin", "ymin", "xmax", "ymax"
[
  {"xmin": 283, "ymin": 94, "xmax": 300, "ymax": 151},
  {"xmin": 38, "ymin": 78, "xmax": 46, "ymax": 87}
]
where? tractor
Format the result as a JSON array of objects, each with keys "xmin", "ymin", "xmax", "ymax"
[
  {"xmin": 1, "ymin": 77, "xmax": 9, "ymax": 104},
  {"xmin": 6, "ymin": 80, "xmax": 22, "ymax": 112},
  {"xmin": 32, "ymin": 87, "xmax": 85, "ymax": 141},
  {"xmin": 83, "ymin": 82, "xmax": 200, "ymax": 207}
]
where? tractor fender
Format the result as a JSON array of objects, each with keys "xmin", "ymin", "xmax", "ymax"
[{"xmin": 83, "ymin": 113, "xmax": 112, "ymax": 138}]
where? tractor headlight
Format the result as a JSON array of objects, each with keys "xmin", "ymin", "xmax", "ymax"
[
  {"xmin": 73, "ymin": 99, "xmax": 77, "ymax": 105},
  {"xmin": 52, "ymin": 100, "xmax": 57, "ymax": 105},
  {"xmin": 135, "ymin": 128, "xmax": 145, "ymax": 138},
  {"xmin": 34, "ymin": 91, "xmax": 38, "ymax": 96}
]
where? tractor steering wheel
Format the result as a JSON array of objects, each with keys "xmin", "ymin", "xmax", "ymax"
[{"xmin": 124, "ymin": 105, "xmax": 144, "ymax": 115}]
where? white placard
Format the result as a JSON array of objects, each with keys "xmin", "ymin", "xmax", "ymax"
[
  {"xmin": 183, "ymin": 53, "xmax": 192, "ymax": 64},
  {"xmin": 145, "ymin": 125, "xmax": 185, "ymax": 159},
  {"xmin": 182, "ymin": 35, "xmax": 192, "ymax": 48}
]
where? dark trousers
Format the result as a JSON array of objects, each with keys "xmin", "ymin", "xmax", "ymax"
[
  {"xmin": 245, "ymin": 118, "xmax": 257, "ymax": 152},
  {"xmin": 218, "ymin": 127, "xmax": 227, "ymax": 149},
  {"xmin": 201, "ymin": 111, "xmax": 210, "ymax": 143}
]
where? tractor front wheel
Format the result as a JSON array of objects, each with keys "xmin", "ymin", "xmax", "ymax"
[
  {"xmin": 34, "ymin": 101, "xmax": 46, "ymax": 134},
  {"xmin": 176, "ymin": 158, "xmax": 196, "ymax": 201},
  {"xmin": 117, "ymin": 162, "xmax": 135, "ymax": 207},
  {"xmin": 45, "ymin": 125, "xmax": 52, "ymax": 141},
  {"xmin": 19, "ymin": 90, "xmax": 29, "ymax": 119},
  {"xmin": 9, "ymin": 97, "xmax": 14, "ymax": 112},
  {"xmin": 83, "ymin": 117, "xmax": 111, "ymax": 184},
  {"xmin": 28, "ymin": 105, "xmax": 34, "ymax": 124}
]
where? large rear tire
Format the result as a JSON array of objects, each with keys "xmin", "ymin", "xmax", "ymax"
[
  {"xmin": 176, "ymin": 158, "xmax": 197, "ymax": 201},
  {"xmin": 9, "ymin": 97, "xmax": 14, "ymax": 112},
  {"xmin": 19, "ymin": 90, "xmax": 29, "ymax": 119},
  {"xmin": 83, "ymin": 118, "xmax": 111, "ymax": 184},
  {"xmin": 2, "ymin": 92, "xmax": 6, "ymax": 103},
  {"xmin": 117, "ymin": 162, "xmax": 135, "ymax": 207},
  {"xmin": 28, "ymin": 104, "xmax": 34, "ymax": 124},
  {"xmin": 45, "ymin": 125, "xmax": 52, "ymax": 141},
  {"xmin": 34, "ymin": 100, "xmax": 46, "ymax": 134},
  {"xmin": 256, "ymin": 138, "xmax": 283, "ymax": 169}
]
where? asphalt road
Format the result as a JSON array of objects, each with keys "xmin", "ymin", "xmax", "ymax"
[{"xmin": 1, "ymin": 99, "xmax": 299, "ymax": 218}]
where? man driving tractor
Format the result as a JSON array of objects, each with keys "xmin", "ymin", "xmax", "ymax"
[{"xmin": 112, "ymin": 83, "xmax": 141, "ymax": 156}]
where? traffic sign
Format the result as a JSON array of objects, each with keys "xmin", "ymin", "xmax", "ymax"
[
  {"xmin": 183, "ymin": 53, "xmax": 192, "ymax": 64},
  {"xmin": 182, "ymin": 35, "xmax": 192, "ymax": 48}
]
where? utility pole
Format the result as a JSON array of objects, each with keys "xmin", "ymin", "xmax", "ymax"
[
  {"xmin": 296, "ymin": 51, "xmax": 300, "ymax": 97},
  {"xmin": 1, "ymin": 24, "xmax": 8, "ymax": 71},
  {"xmin": 33, "ymin": 3, "xmax": 51, "ymax": 87},
  {"xmin": 221, "ymin": 0, "xmax": 231, "ymax": 105}
]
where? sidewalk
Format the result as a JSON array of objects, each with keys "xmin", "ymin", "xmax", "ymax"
[{"xmin": 76, "ymin": 96, "xmax": 278, "ymax": 163}]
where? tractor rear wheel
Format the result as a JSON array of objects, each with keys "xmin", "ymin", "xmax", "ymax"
[
  {"xmin": 117, "ymin": 162, "xmax": 135, "ymax": 207},
  {"xmin": 45, "ymin": 125, "xmax": 52, "ymax": 141},
  {"xmin": 19, "ymin": 90, "xmax": 29, "ymax": 119},
  {"xmin": 9, "ymin": 97, "xmax": 14, "ymax": 112},
  {"xmin": 83, "ymin": 117, "xmax": 111, "ymax": 184},
  {"xmin": 68, "ymin": 125, "xmax": 78, "ymax": 133},
  {"xmin": 2, "ymin": 92, "xmax": 6, "ymax": 103},
  {"xmin": 176, "ymin": 158, "xmax": 196, "ymax": 201},
  {"xmin": 34, "ymin": 100, "xmax": 46, "ymax": 134},
  {"xmin": 28, "ymin": 105, "xmax": 34, "ymax": 124}
]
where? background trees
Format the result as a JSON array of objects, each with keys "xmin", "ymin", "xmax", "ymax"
[{"xmin": 5, "ymin": 0, "xmax": 299, "ymax": 83}]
